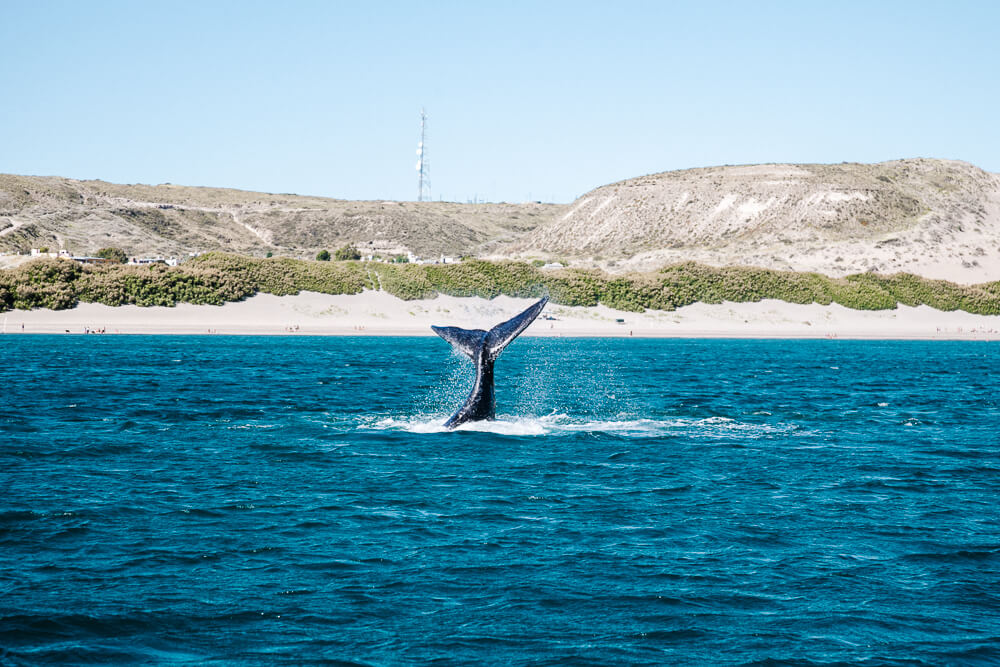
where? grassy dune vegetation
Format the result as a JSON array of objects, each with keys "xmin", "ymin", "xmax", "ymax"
[{"xmin": 2, "ymin": 253, "xmax": 1000, "ymax": 315}]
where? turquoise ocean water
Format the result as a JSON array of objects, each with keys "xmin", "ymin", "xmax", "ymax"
[{"xmin": 2, "ymin": 335, "xmax": 999, "ymax": 664}]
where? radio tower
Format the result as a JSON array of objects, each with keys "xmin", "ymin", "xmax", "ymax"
[{"xmin": 416, "ymin": 108, "xmax": 430, "ymax": 201}]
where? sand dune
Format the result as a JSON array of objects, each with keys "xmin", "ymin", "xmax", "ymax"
[{"xmin": 505, "ymin": 159, "xmax": 1000, "ymax": 284}]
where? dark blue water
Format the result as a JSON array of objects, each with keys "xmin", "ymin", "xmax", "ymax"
[{"xmin": 2, "ymin": 335, "xmax": 999, "ymax": 665}]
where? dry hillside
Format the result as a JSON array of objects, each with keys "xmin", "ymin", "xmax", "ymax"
[
  {"xmin": 0, "ymin": 175, "xmax": 563, "ymax": 261},
  {"xmin": 504, "ymin": 159, "xmax": 1000, "ymax": 284},
  {"xmin": 3, "ymin": 159, "xmax": 999, "ymax": 284}
]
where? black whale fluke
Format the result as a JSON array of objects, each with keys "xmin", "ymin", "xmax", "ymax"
[{"xmin": 432, "ymin": 297, "xmax": 548, "ymax": 429}]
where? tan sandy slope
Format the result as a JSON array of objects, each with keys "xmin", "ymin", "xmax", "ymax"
[{"xmin": 504, "ymin": 159, "xmax": 1000, "ymax": 284}]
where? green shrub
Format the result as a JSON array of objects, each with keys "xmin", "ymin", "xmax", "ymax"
[
  {"xmin": 334, "ymin": 245, "xmax": 361, "ymax": 261},
  {"xmin": 188, "ymin": 253, "xmax": 370, "ymax": 296},
  {"xmin": 316, "ymin": 250, "xmax": 331, "ymax": 261},
  {"xmin": 0, "ymin": 286, "xmax": 12, "ymax": 313},
  {"xmin": 76, "ymin": 263, "xmax": 256, "ymax": 307},
  {"xmin": 8, "ymin": 259, "xmax": 82, "ymax": 309},
  {"xmin": 17, "ymin": 257, "xmax": 83, "ymax": 285},
  {"xmin": 372, "ymin": 263, "xmax": 436, "ymax": 300},
  {"xmin": 95, "ymin": 247, "xmax": 128, "ymax": 264}
]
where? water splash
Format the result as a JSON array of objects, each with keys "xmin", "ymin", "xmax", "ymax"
[{"xmin": 362, "ymin": 413, "xmax": 799, "ymax": 438}]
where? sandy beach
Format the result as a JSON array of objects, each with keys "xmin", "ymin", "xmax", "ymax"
[{"xmin": 2, "ymin": 291, "xmax": 1000, "ymax": 340}]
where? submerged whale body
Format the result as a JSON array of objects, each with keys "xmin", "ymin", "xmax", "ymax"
[{"xmin": 432, "ymin": 297, "xmax": 548, "ymax": 429}]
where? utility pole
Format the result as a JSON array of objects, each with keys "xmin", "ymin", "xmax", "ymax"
[{"xmin": 416, "ymin": 108, "xmax": 430, "ymax": 201}]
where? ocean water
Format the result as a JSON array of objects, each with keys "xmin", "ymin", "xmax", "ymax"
[{"xmin": 2, "ymin": 335, "xmax": 999, "ymax": 665}]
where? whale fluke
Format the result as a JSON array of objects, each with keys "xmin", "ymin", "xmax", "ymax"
[
  {"xmin": 431, "ymin": 326, "xmax": 487, "ymax": 360},
  {"xmin": 432, "ymin": 297, "xmax": 548, "ymax": 429}
]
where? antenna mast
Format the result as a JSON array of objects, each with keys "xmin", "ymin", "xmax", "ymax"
[{"xmin": 416, "ymin": 108, "xmax": 430, "ymax": 201}]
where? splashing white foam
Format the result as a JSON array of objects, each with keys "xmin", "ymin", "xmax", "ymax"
[
  {"xmin": 361, "ymin": 413, "xmax": 798, "ymax": 438},
  {"xmin": 368, "ymin": 415, "xmax": 553, "ymax": 435}
]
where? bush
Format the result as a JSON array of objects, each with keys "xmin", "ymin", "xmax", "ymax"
[
  {"xmin": 76, "ymin": 263, "xmax": 256, "ymax": 307},
  {"xmin": 334, "ymin": 245, "xmax": 361, "ymax": 261},
  {"xmin": 188, "ymin": 253, "xmax": 370, "ymax": 297},
  {"xmin": 370, "ymin": 263, "xmax": 434, "ymax": 300},
  {"xmin": 8, "ymin": 258, "xmax": 83, "ymax": 309},
  {"xmin": 316, "ymin": 250, "xmax": 331, "ymax": 261},
  {"xmin": 95, "ymin": 247, "xmax": 128, "ymax": 264},
  {"xmin": 0, "ymin": 285, "xmax": 12, "ymax": 313}
]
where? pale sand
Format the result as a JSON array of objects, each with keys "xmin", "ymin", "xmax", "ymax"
[{"xmin": 3, "ymin": 291, "xmax": 1000, "ymax": 340}]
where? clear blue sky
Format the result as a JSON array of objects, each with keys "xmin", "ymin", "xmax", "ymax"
[{"xmin": 2, "ymin": 1, "xmax": 997, "ymax": 203}]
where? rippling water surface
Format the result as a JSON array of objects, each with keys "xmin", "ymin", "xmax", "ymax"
[{"xmin": 2, "ymin": 335, "xmax": 999, "ymax": 665}]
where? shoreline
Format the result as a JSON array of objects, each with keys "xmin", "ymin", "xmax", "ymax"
[
  {"xmin": 5, "ymin": 334, "xmax": 999, "ymax": 341},
  {"xmin": 2, "ymin": 291, "xmax": 1000, "ymax": 341}
]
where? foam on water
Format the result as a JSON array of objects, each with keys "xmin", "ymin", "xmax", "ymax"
[
  {"xmin": 369, "ymin": 415, "xmax": 553, "ymax": 436},
  {"xmin": 364, "ymin": 412, "xmax": 800, "ymax": 438}
]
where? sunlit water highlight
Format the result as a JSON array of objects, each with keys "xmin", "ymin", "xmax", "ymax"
[{"xmin": 2, "ymin": 335, "xmax": 999, "ymax": 664}]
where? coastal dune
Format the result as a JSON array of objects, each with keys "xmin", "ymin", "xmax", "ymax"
[
  {"xmin": 506, "ymin": 159, "xmax": 1000, "ymax": 284},
  {"xmin": 4, "ymin": 291, "xmax": 999, "ymax": 340}
]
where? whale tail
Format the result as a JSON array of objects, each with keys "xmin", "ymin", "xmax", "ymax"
[
  {"xmin": 432, "ymin": 297, "xmax": 548, "ymax": 428},
  {"xmin": 432, "ymin": 297, "xmax": 548, "ymax": 361}
]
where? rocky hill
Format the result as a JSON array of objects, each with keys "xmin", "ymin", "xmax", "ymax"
[
  {"xmin": 504, "ymin": 159, "xmax": 1000, "ymax": 284},
  {"xmin": 0, "ymin": 175, "xmax": 563, "ymax": 262}
]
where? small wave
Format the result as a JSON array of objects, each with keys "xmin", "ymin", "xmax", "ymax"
[
  {"xmin": 361, "ymin": 413, "xmax": 796, "ymax": 438},
  {"xmin": 228, "ymin": 423, "xmax": 280, "ymax": 431}
]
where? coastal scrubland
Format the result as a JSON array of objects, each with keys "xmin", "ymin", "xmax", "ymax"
[{"xmin": 3, "ymin": 254, "xmax": 1000, "ymax": 316}]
